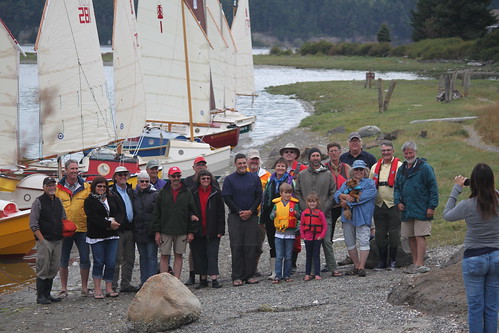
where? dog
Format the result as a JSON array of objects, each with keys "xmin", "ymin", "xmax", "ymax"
[{"xmin": 342, "ymin": 179, "xmax": 362, "ymax": 220}]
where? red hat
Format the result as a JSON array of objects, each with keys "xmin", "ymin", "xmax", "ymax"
[
  {"xmin": 168, "ymin": 166, "xmax": 182, "ymax": 175},
  {"xmin": 193, "ymin": 156, "xmax": 207, "ymax": 165}
]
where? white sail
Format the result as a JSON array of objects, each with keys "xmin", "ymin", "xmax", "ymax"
[
  {"xmin": 206, "ymin": 0, "xmax": 226, "ymax": 110},
  {"xmin": 231, "ymin": 0, "xmax": 255, "ymax": 96},
  {"xmin": 0, "ymin": 18, "xmax": 24, "ymax": 168},
  {"xmin": 138, "ymin": 0, "xmax": 211, "ymax": 125},
  {"xmin": 35, "ymin": 0, "xmax": 114, "ymax": 158},
  {"xmin": 113, "ymin": 0, "xmax": 146, "ymax": 140},
  {"xmin": 221, "ymin": 12, "xmax": 237, "ymax": 110}
]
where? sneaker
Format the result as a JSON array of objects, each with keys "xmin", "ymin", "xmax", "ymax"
[
  {"xmin": 120, "ymin": 285, "xmax": 139, "ymax": 293},
  {"xmin": 373, "ymin": 263, "xmax": 387, "ymax": 271},
  {"xmin": 321, "ymin": 266, "xmax": 330, "ymax": 273},
  {"xmin": 387, "ymin": 261, "xmax": 397, "ymax": 271},
  {"xmin": 403, "ymin": 265, "xmax": 417, "ymax": 274},
  {"xmin": 338, "ymin": 256, "xmax": 353, "ymax": 266},
  {"xmin": 416, "ymin": 265, "xmax": 430, "ymax": 273}
]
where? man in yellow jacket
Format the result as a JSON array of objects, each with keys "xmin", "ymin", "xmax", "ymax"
[{"xmin": 55, "ymin": 159, "xmax": 92, "ymax": 298}]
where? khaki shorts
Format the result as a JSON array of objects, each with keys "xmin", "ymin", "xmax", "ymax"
[
  {"xmin": 401, "ymin": 219, "xmax": 431, "ymax": 237},
  {"xmin": 158, "ymin": 234, "xmax": 188, "ymax": 255}
]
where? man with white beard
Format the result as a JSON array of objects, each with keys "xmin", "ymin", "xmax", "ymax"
[{"xmin": 394, "ymin": 141, "xmax": 439, "ymax": 274}]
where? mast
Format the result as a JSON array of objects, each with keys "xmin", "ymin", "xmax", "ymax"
[{"xmin": 181, "ymin": 0, "xmax": 195, "ymax": 141}]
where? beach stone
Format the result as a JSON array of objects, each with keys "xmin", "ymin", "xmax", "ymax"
[
  {"xmin": 358, "ymin": 125, "xmax": 382, "ymax": 138},
  {"xmin": 327, "ymin": 126, "xmax": 346, "ymax": 135},
  {"xmin": 127, "ymin": 273, "xmax": 201, "ymax": 332}
]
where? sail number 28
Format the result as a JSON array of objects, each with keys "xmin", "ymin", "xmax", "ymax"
[{"xmin": 78, "ymin": 7, "xmax": 91, "ymax": 24}]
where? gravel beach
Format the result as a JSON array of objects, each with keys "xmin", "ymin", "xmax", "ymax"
[{"xmin": 0, "ymin": 125, "xmax": 469, "ymax": 333}]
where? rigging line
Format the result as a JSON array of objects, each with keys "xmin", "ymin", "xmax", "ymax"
[{"xmin": 62, "ymin": 0, "xmax": 115, "ymax": 146}]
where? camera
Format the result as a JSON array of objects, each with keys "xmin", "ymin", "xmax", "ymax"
[{"xmin": 463, "ymin": 179, "xmax": 470, "ymax": 186}]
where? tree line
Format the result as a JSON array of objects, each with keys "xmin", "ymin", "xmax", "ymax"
[{"xmin": 1, "ymin": 0, "xmax": 498, "ymax": 46}]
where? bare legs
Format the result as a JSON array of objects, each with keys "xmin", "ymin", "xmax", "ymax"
[
  {"xmin": 160, "ymin": 253, "xmax": 183, "ymax": 279},
  {"xmin": 408, "ymin": 236, "xmax": 427, "ymax": 266},
  {"xmin": 348, "ymin": 249, "xmax": 370, "ymax": 270}
]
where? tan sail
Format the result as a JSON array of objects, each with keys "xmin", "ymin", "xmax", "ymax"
[
  {"xmin": 0, "ymin": 18, "xmax": 24, "ymax": 169},
  {"xmin": 113, "ymin": 0, "xmax": 146, "ymax": 141},
  {"xmin": 35, "ymin": 0, "xmax": 114, "ymax": 158}
]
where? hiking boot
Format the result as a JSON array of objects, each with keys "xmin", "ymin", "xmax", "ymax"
[
  {"xmin": 195, "ymin": 279, "xmax": 209, "ymax": 289},
  {"xmin": 338, "ymin": 256, "xmax": 353, "ymax": 266}
]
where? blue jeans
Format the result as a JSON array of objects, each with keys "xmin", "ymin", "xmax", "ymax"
[
  {"xmin": 91, "ymin": 239, "xmax": 119, "ymax": 282},
  {"xmin": 60, "ymin": 232, "xmax": 91, "ymax": 269},
  {"xmin": 136, "ymin": 241, "xmax": 158, "ymax": 285},
  {"xmin": 275, "ymin": 237, "xmax": 294, "ymax": 280},
  {"xmin": 462, "ymin": 250, "xmax": 499, "ymax": 333}
]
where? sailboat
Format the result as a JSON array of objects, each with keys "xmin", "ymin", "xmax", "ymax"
[
  {"xmin": 136, "ymin": 0, "xmax": 230, "ymax": 175},
  {"xmin": 0, "ymin": 18, "xmax": 34, "ymax": 255}
]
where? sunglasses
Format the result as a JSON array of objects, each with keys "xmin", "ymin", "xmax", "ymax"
[
  {"xmin": 116, "ymin": 172, "xmax": 129, "ymax": 177},
  {"xmin": 96, "ymin": 184, "xmax": 107, "ymax": 189},
  {"xmin": 170, "ymin": 174, "xmax": 182, "ymax": 179},
  {"xmin": 139, "ymin": 180, "xmax": 150, "ymax": 183},
  {"xmin": 283, "ymin": 150, "xmax": 296, "ymax": 154}
]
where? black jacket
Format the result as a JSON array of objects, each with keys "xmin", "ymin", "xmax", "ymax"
[
  {"xmin": 110, "ymin": 183, "xmax": 134, "ymax": 231},
  {"xmin": 84, "ymin": 193, "xmax": 122, "ymax": 239},
  {"xmin": 192, "ymin": 185, "xmax": 225, "ymax": 238},
  {"xmin": 132, "ymin": 185, "xmax": 158, "ymax": 243}
]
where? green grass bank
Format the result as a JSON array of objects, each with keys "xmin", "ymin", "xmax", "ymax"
[{"xmin": 266, "ymin": 79, "xmax": 499, "ymax": 247}]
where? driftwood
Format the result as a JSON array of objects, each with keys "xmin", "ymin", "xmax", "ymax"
[
  {"xmin": 409, "ymin": 116, "xmax": 477, "ymax": 124},
  {"xmin": 378, "ymin": 79, "xmax": 397, "ymax": 113}
]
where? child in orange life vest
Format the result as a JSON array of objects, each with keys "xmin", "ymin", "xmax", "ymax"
[
  {"xmin": 300, "ymin": 192, "xmax": 328, "ymax": 281},
  {"xmin": 270, "ymin": 183, "xmax": 300, "ymax": 283}
]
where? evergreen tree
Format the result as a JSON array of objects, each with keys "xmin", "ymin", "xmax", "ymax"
[
  {"xmin": 377, "ymin": 23, "xmax": 391, "ymax": 43},
  {"xmin": 411, "ymin": 0, "xmax": 496, "ymax": 41}
]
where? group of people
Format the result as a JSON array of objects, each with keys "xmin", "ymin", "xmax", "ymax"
[{"xmin": 29, "ymin": 133, "xmax": 498, "ymax": 333}]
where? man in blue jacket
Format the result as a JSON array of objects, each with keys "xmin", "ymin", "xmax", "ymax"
[{"xmin": 394, "ymin": 141, "xmax": 439, "ymax": 274}]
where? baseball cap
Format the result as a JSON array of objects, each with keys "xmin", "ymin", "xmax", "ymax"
[
  {"xmin": 193, "ymin": 156, "xmax": 207, "ymax": 165},
  {"xmin": 168, "ymin": 166, "xmax": 182, "ymax": 175},
  {"xmin": 348, "ymin": 132, "xmax": 361, "ymax": 141},
  {"xmin": 352, "ymin": 160, "xmax": 367, "ymax": 169},
  {"xmin": 247, "ymin": 149, "xmax": 260, "ymax": 159},
  {"xmin": 43, "ymin": 177, "xmax": 57, "ymax": 186},
  {"xmin": 146, "ymin": 160, "xmax": 160, "ymax": 169}
]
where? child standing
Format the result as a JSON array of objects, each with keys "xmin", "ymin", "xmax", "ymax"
[
  {"xmin": 270, "ymin": 183, "xmax": 300, "ymax": 283},
  {"xmin": 300, "ymin": 193, "xmax": 328, "ymax": 280}
]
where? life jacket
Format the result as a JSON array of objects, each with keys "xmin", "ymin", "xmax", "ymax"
[
  {"xmin": 301, "ymin": 208, "xmax": 323, "ymax": 234},
  {"xmin": 372, "ymin": 157, "xmax": 400, "ymax": 188},
  {"xmin": 289, "ymin": 160, "xmax": 306, "ymax": 180},
  {"xmin": 272, "ymin": 197, "xmax": 299, "ymax": 232},
  {"xmin": 343, "ymin": 183, "xmax": 362, "ymax": 194}
]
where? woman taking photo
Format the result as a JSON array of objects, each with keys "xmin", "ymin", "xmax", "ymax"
[
  {"xmin": 84, "ymin": 176, "xmax": 123, "ymax": 299},
  {"xmin": 334, "ymin": 160, "xmax": 377, "ymax": 277},
  {"xmin": 260, "ymin": 157, "xmax": 295, "ymax": 280},
  {"xmin": 133, "ymin": 171, "xmax": 159, "ymax": 288},
  {"xmin": 443, "ymin": 163, "xmax": 499, "ymax": 333},
  {"xmin": 191, "ymin": 170, "xmax": 225, "ymax": 289}
]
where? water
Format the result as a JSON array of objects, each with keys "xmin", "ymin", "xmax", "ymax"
[{"xmin": 18, "ymin": 63, "xmax": 423, "ymax": 158}]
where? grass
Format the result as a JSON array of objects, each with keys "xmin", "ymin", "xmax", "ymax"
[
  {"xmin": 254, "ymin": 54, "xmax": 499, "ymax": 76},
  {"xmin": 267, "ymin": 79, "xmax": 499, "ymax": 247}
]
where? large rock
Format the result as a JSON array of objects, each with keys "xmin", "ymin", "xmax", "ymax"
[
  {"xmin": 366, "ymin": 237, "xmax": 413, "ymax": 269},
  {"xmin": 387, "ymin": 262, "xmax": 467, "ymax": 317},
  {"xmin": 127, "ymin": 273, "xmax": 201, "ymax": 332},
  {"xmin": 358, "ymin": 125, "xmax": 382, "ymax": 138}
]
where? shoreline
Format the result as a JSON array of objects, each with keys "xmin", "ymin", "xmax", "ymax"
[{"xmin": 0, "ymin": 121, "xmax": 469, "ymax": 332}]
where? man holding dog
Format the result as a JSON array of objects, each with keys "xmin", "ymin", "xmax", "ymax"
[{"xmin": 370, "ymin": 142, "xmax": 402, "ymax": 270}]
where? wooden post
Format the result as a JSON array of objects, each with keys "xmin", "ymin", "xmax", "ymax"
[
  {"xmin": 444, "ymin": 74, "xmax": 451, "ymax": 103},
  {"xmin": 450, "ymin": 71, "xmax": 458, "ymax": 99},
  {"xmin": 378, "ymin": 78, "xmax": 384, "ymax": 112},
  {"xmin": 382, "ymin": 81, "xmax": 397, "ymax": 112},
  {"xmin": 463, "ymin": 71, "xmax": 471, "ymax": 97}
]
